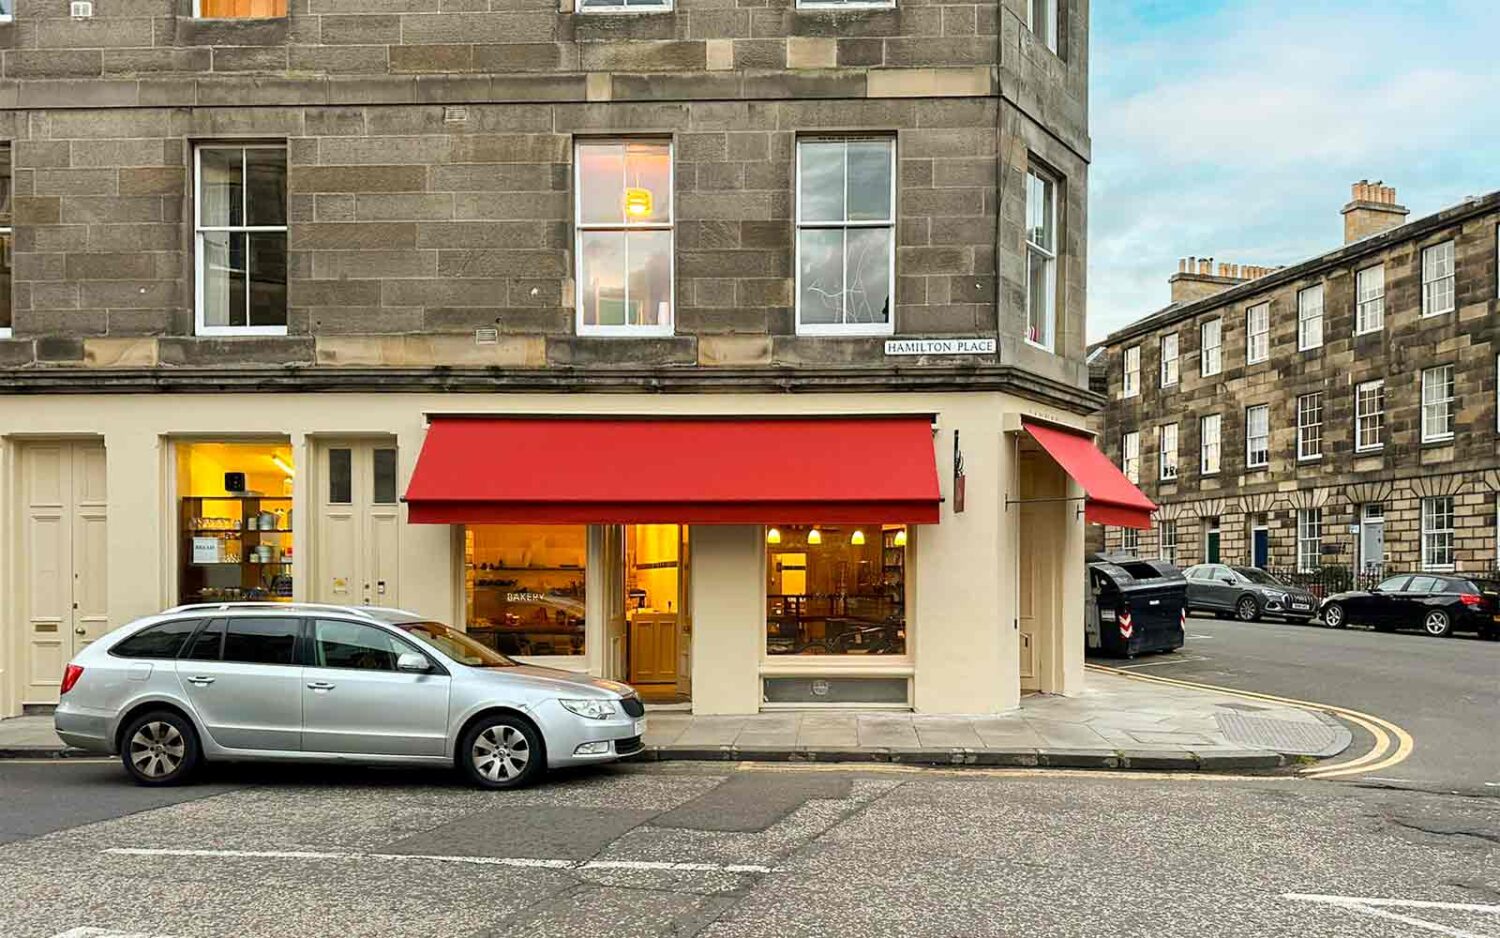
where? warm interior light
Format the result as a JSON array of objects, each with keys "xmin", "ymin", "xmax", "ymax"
[
  {"xmin": 807, "ymin": 528, "xmax": 822, "ymax": 545},
  {"xmin": 851, "ymin": 530, "xmax": 866, "ymax": 545},
  {"xmin": 624, "ymin": 187, "xmax": 653, "ymax": 218},
  {"xmin": 270, "ymin": 455, "xmax": 295, "ymax": 478},
  {"xmin": 894, "ymin": 529, "xmax": 907, "ymax": 547},
  {"xmin": 766, "ymin": 527, "xmax": 782, "ymax": 545}
]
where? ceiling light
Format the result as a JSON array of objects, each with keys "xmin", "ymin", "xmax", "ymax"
[
  {"xmin": 851, "ymin": 530, "xmax": 866, "ymax": 545},
  {"xmin": 807, "ymin": 528, "xmax": 822, "ymax": 545},
  {"xmin": 271, "ymin": 455, "xmax": 295, "ymax": 478},
  {"xmin": 894, "ymin": 529, "xmax": 907, "ymax": 547},
  {"xmin": 766, "ymin": 527, "xmax": 782, "ymax": 545}
]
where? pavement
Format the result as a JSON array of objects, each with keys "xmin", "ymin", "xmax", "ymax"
[{"xmin": 0, "ymin": 669, "xmax": 1350, "ymax": 771}]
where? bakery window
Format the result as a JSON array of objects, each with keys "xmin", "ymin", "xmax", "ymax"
[
  {"xmin": 766, "ymin": 524, "xmax": 907, "ymax": 655},
  {"xmin": 176, "ymin": 441, "xmax": 294, "ymax": 605},
  {"xmin": 465, "ymin": 525, "xmax": 586, "ymax": 657}
]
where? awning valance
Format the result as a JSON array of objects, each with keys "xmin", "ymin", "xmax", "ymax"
[
  {"xmin": 1022, "ymin": 420, "xmax": 1157, "ymax": 530},
  {"xmin": 404, "ymin": 415, "xmax": 942, "ymax": 525}
]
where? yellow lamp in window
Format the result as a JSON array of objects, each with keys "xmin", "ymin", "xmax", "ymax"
[
  {"xmin": 893, "ymin": 528, "xmax": 907, "ymax": 547},
  {"xmin": 807, "ymin": 528, "xmax": 822, "ymax": 545},
  {"xmin": 766, "ymin": 527, "xmax": 782, "ymax": 545},
  {"xmin": 851, "ymin": 530, "xmax": 866, "ymax": 545},
  {"xmin": 624, "ymin": 187, "xmax": 653, "ymax": 219}
]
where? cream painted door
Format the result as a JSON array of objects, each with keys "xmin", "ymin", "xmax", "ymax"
[
  {"xmin": 675, "ymin": 526, "xmax": 692, "ymax": 699},
  {"xmin": 316, "ymin": 442, "xmax": 400, "ymax": 608},
  {"xmin": 19, "ymin": 441, "xmax": 108, "ymax": 705}
]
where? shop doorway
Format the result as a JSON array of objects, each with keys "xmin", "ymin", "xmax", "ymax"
[
  {"xmin": 315, "ymin": 440, "xmax": 399, "ymax": 607},
  {"xmin": 611, "ymin": 524, "xmax": 690, "ymax": 704},
  {"xmin": 1252, "ymin": 517, "xmax": 1270, "ymax": 568},
  {"xmin": 15, "ymin": 440, "xmax": 108, "ymax": 706}
]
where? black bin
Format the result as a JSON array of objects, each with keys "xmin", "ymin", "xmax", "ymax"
[{"xmin": 1086, "ymin": 554, "xmax": 1186, "ymax": 657}]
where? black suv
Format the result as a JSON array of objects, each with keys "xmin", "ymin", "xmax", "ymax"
[{"xmin": 1321, "ymin": 574, "xmax": 1500, "ymax": 638}]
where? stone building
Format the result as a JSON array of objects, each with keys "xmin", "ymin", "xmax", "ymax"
[
  {"xmin": 0, "ymin": 0, "xmax": 1138, "ymax": 719},
  {"xmin": 1093, "ymin": 183, "xmax": 1500, "ymax": 578}
]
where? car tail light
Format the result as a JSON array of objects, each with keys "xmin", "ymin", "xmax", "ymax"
[
  {"xmin": 1459, "ymin": 593, "xmax": 1483, "ymax": 608},
  {"xmin": 60, "ymin": 664, "xmax": 84, "ymax": 695}
]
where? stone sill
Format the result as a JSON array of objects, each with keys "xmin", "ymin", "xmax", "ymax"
[{"xmin": 176, "ymin": 16, "xmax": 290, "ymax": 48}]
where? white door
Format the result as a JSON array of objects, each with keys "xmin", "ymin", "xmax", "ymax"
[
  {"xmin": 1360, "ymin": 504, "xmax": 1385, "ymax": 574},
  {"xmin": 19, "ymin": 440, "xmax": 108, "ymax": 705},
  {"xmin": 315, "ymin": 442, "xmax": 400, "ymax": 608}
]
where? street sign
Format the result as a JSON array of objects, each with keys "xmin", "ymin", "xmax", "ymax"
[{"xmin": 885, "ymin": 338, "xmax": 997, "ymax": 356}]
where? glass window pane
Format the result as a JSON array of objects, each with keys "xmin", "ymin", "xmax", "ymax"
[
  {"xmin": 0, "ymin": 143, "xmax": 11, "ymax": 227},
  {"xmin": 1026, "ymin": 171, "xmax": 1054, "ymax": 250},
  {"xmin": 182, "ymin": 620, "xmax": 225, "ymax": 661},
  {"xmin": 329, "ymin": 448, "xmax": 352, "ymax": 505},
  {"xmin": 624, "ymin": 142, "xmax": 672, "ymax": 224},
  {"xmin": 580, "ymin": 230, "xmax": 627, "ymax": 327},
  {"xmin": 112, "ymin": 620, "xmax": 201, "ymax": 659},
  {"xmin": 578, "ymin": 143, "xmax": 625, "ymax": 225},
  {"xmin": 465, "ymin": 525, "xmax": 587, "ymax": 657},
  {"xmin": 244, "ymin": 148, "xmax": 287, "ymax": 227},
  {"xmin": 626, "ymin": 229, "xmax": 672, "ymax": 327},
  {"xmin": 222, "ymin": 617, "xmax": 299, "ymax": 666},
  {"xmin": 799, "ymin": 142, "xmax": 846, "ymax": 223},
  {"xmin": 798, "ymin": 228, "xmax": 844, "ymax": 325},
  {"xmin": 199, "ymin": 148, "xmax": 243, "ymax": 228},
  {"xmin": 1027, "ymin": 247, "xmax": 1053, "ymax": 343},
  {"xmin": 314, "ymin": 620, "xmax": 402, "ymax": 671},
  {"xmin": 247, "ymin": 232, "xmax": 287, "ymax": 328},
  {"xmin": 201, "ymin": 230, "xmax": 247, "ymax": 328},
  {"xmin": 846, "ymin": 141, "xmax": 892, "ymax": 222},
  {"xmin": 846, "ymin": 226, "xmax": 891, "ymax": 325},
  {"xmin": 373, "ymin": 449, "xmax": 397, "ymax": 505},
  {"xmin": 767, "ymin": 525, "xmax": 906, "ymax": 655}
]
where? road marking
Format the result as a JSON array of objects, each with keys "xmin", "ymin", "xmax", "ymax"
[
  {"xmin": 103, "ymin": 847, "xmax": 778, "ymax": 875},
  {"xmin": 1283, "ymin": 894, "xmax": 1500, "ymax": 938},
  {"xmin": 1086, "ymin": 663, "xmax": 1415, "ymax": 780},
  {"xmin": 1112, "ymin": 654, "xmax": 1212, "ymax": 669}
]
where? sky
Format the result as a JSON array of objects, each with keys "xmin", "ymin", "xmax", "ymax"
[{"xmin": 1088, "ymin": 0, "xmax": 1500, "ymax": 341}]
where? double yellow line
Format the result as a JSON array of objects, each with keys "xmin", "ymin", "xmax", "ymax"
[{"xmin": 1086, "ymin": 663, "xmax": 1414, "ymax": 780}]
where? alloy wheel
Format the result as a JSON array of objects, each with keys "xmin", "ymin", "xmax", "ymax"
[
  {"xmin": 471, "ymin": 725, "xmax": 532, "ymax": 782},
  {"xmin": 1323, "ymin": 604, "xmax": 1344, "ymax": 628},
  {"xmin": 1237, "ymin": 598, "xmax": 1258, "ymax": 621},
  {"xmin": 1423, "ymin": 611, "xmax": 1452, "ymax": 637},
  {"xmin": 129, "ymin": 721, "xmax": 185, "ymax": 779}
]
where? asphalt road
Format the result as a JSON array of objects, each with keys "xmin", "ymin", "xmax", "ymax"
[
  {"xmin": 1110, "ymin": 615, "xmax": 1500, "ymax": 795},
  {"xmin": 0, "ymin": 760, "xmax": 1496, "ymax": 938}
]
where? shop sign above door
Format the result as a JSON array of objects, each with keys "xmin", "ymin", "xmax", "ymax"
[{"xmin": 885, "ymin": 338, "xmax": 997, "ymax": 356}]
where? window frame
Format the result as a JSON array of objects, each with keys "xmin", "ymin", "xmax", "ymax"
[
  {"xmin": 794, "ymin": 136, "xmax": 897, "ymax": 338},
  {"xmin": 1159, "ymin": 519, "xmax": 1177, "ymax": 565},
  {"xmin": 1121, "ymin": 345, "xmax": 1140, "ymax": 398},
  {"xmin": 1159, "ymin": 423, "xmax": 1178, "ymax": 481},
  {"xmin": 1029, "ymin": 0, "xmax": 1060, "ymax": 53},
  {"xmin": 1421, "ymin": 240, "xmax": 1456, "ymax": 317},
  {"xmin": 1421, "ymin": 496, "xmax": 1456, "ymax": 572},
  {"xmin": 1121, "ymin": 430, "xmax": 1140, "ymax": 485},
  {"xmin": 1421, "ymin": 363, "xmax": 1456, "ymax": 443},
  {"xmin": 1023, "ymin": 163, "xmax": 1060, "ymax": 351},
  {"xmin": 1245, "ymin": 303, "xmax": 1269, "ymax": 364},
  {"xmin": 1245, "ymin": 403, "xmax": 1269, "ymax": 469},
  {"xmin": 1296, "ymin": 508, "xmax": 1322, "ymax": 574},
  {"xmin": 578, "ymin": 0, "xmax": 675, "ymax": 12},
  {"xmin": 796, "ymin": 0, "xmax": 893, "ymax": 10},
  {"xmin": 1159, "ymin": 332, "xmax": 1179, "ymax": 388},
  {"xmin": 1297, "ymin": 284, "xmax": 1324, "ymax": 351},
  {"xmin": 1121, "ymin": 526, "xmax": 1139, "ymax": 554},
  {"xmin": 1200, "ymin": 318, "xmax": 1222, "ymax": 377},
  {"xmin": 574, "ymin": 138, "xmax": 677, "ymax": 338},
  {"xmin": 193, "ymin": 142, "xmax": 289, "ymax": 337},
  {"xmin": 1296, "ymin": 392, "xmax": 1323, "ymax": 461},
  {"xmin": 1200, "ymin": 413, "xmax": 1221, "ymax": 475},
  {"xmin": 1355, "ymin": 264, "xmax": 1385, "ymax": 335},
  {"xmin": 1355, "ymin": 379, "xmax": 1385, "ymax": 452}
]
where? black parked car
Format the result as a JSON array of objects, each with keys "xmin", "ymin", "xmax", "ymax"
[
  {"xmin": 1321, "ymin": 574, "xmax": 1500, "ymax": 638},
  {"xmin": 1182, "ymin": 564, "xmax": 1319, "ymax": 623}
]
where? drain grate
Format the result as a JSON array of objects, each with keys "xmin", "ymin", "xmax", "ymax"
[{"xmin": 1214, "ymin": 711, "xmax": 1344, "ymax": 755}]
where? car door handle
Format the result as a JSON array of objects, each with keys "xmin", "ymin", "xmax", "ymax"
[
  {"xmin": 307, "ymin": 681, "xmax": 336, "ymax": 691},
  {"xmin": 187, "ymin": 676, "xmax": 215, "ymax": 686}
]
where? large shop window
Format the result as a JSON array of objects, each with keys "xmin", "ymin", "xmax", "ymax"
[
  {"xmin": 195, "ymin": 145, "xmax": 288, "ymax": 335},
  {"xmin": 176, "ymin": 441, "xmax": 294, "ymax": 605},
  {"xmin": 796, "ymin": 137, "xmax": 896, "ymax": 336},
  {"xmin": 466, "ymin": 525, "xmax": 586, "ymax": 657},
  {"xmin": 766, "ymin": 524, "xmax": 907, "ymax": 656},
  {"xmin": 575, "ymin": 140, "xmax": 674, "ymax": 336}
]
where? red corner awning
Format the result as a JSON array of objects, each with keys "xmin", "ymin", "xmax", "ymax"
[
  {"xmin": 1022, "ymin": 420, "xmax": 1157, "ymax": 530},
  {"xmin": 404, "ymin": 416, "xmax": 942, "ymax": 525}
]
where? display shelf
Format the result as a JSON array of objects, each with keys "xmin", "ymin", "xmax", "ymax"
[
  {"xmin": 471, "ymin": 566, "xmax": 582, "ymax": 573},
  {"xmin": 183, "ymin": 528, "xmax": 293, "ymax": 535},
  {"xmin": 182, "ymin": 495, "xmax": 292, "ymax": 501}
]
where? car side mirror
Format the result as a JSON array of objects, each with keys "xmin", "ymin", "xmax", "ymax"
[
  {"xmin": 1220, "ymin": 576, "xmax": 1236, "ymax": 584},
  {"xmin": 396, "ymin": 652, "xmax": 432, "ymax": 673}
]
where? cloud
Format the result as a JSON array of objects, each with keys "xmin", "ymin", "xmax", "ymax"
[{"xmin": 1088, "ymin": 1, "xmax": 1500, "ymax": 341}]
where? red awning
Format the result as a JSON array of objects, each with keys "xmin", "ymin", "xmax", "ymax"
[
  {"xmin": 1022, "ymin": 420, "xmax": 1157, "ymax": 530},
  {"xmin": 404, "ymin": 416, "xmax": 942, "ymax": 525}
]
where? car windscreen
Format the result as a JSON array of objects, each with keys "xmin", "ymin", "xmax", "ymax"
[
  {"xmin": 1233, "ymin": 567, "xmax": 1280, "ymax": 585},
  {"xmin": 400, "ymin": 621, "xmax": 519, "ymax": 668}
]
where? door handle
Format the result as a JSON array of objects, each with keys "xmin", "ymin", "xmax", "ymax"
[
  {"xmin": 74, "ymin": 627, "xmax": 86, "ymax": 636},
  {"xmin": 187, "ymin": 676, "xmax": 215, "ymax": 686},
  {"xmin": 307, "ymin": 681, "xmax": 336, "ymax": 690}
]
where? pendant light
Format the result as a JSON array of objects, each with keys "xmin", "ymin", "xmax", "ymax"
[
  {"xmin": 894, "ymin": 528, "xmax": 907, "ymax": 547},
  {"xmin": 807, "ymin": 528, "xmax": 822, "ymax": 545},
  {"xmin": 766, "ymin": 527, "xmax": 782, "ymax": 545},
  {"xmin": 851, "ymin": 530, "xmax": 866, "ymax": 545}
]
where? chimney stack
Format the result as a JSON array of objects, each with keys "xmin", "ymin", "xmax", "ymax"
[
  {"xmin": 1168, "ymin": 257, "xmax": 1273, "ymax": 305},
  {"xmin": 1341, "ymin": 180, "xmax": 1410, "ymax": 244}
]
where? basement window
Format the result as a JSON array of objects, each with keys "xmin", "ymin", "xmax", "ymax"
[
  {"xmin": 578, "ymin": 0, "xmax": 672, "ymax": 11},
  {"xmin": 195, "ymin": 0, "xmax": 287, "ymax": 16}
]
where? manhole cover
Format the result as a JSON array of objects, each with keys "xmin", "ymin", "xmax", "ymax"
[{"xmin": 1215, "ymin": 711, "xmax": 1343, "ymax": 755}]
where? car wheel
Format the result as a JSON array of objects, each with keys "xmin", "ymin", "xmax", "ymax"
[
  {"xmin": 1322, "ymin": 602, "xmax": 1346, "ymax": 629},
  {"xmin": 1422, "ymin": 610, "xmax": 1454, "ymax": 638},
  {"xmin": 120, "ymin": 710, "xmax": 200, "ymax": 787},
  {"xmin": 460, "ymin": 714, "xmax": 544, "ymax": 790},
  {"xmin": 1236, "ymin": 596, "xmax": 1261, "ymax": 622}
]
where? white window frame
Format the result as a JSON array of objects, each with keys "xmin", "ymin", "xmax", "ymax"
[
  {"xmin": 1200, "ymin": 318, "xmax": 1222, "ymax": 377},
  {"xmin": 1355, "ymin": 264, "xmax": 1385, "ymax": 335},
  {"xmin": 578, "ymin": 0, "xmax": 674, "ymax": 13},
  {"xmin": 1297, "ymin": 508, "xmax": 1322, "ymax": 574},
  {"xmin": 1159, "ymin": 519, "xmax": 1178, "ymax": 565},
  {"xmin": 1421, "ymin": 364, "xmax": 1455, "ymax": 443},
  {"xmin": 574, "ymin": 138, "xmax": 676, "ymax": 338},
  {"xmin": 1122, "ymin": 431, "xmax": 1140, "ymax": 485},
  {"xmin": 1200, "ymin": 414, "xmax": 1221, "ymax": 475},
  {"xmin": 1421, "ymin": 496, "xmax": 1455, "ymax": 572},
  {"xmin": 1160, "ymin": 332, "xmax": 1179, "ymax": 387},
  {"xmin": 1245, "ymin": 404, "xmax": 1269, "ymax": 469},
  {"xmin": 1355, "ymin": 379, "xmax": 1385, "ymax": 451},
  {"xmin": 1245, "ymin": 303, "xmax": 1269, "ymax": 364},
  {"xmin": 1029, "ymin": 0, "xmax": 1059, "ymax": 53},
  {"xmin": 1296, "ymin": 392, "xmax": 1322, "ymax": 461},
  {"xmin": 1023, "ymin": 165, "xmax": 1060, "ymax": 351},
  {"xmin": 1122, "ymin": 345, "xmax": 1140, "ymax": 398},
  {"xmin": 1297, "ymin": 284, "xmax": 1324, "ymax": 351},
  {"xmin": 193, "ymin": 143, "xmax": 289, "ymax": 337},
  {"xmin": 1121, "ymin": 526, "xmax": 1139, "ymax": 554},
  {"xmin": 1159, "ymin": 423, "xmax": 1178, "ymax": 481},
  {"xmin": 794, "ymin": 136, "xmax": 897, "ymax": 338},
  {"xmin": 1421, "ymin": 240, "xmax": 1456, "ymax": 317},
  {"xmin": 0, "ymin": 0, "xmax": 10, "ymax": 23}
]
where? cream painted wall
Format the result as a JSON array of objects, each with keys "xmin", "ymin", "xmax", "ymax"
[{"xmin": 0, "ymin": 390, "xmax": 1092, "ymax": 717}]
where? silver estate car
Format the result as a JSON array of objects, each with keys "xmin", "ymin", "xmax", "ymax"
[{"xmin": 53, "ymin": 603, "xmax": 647, "ymax": 789}]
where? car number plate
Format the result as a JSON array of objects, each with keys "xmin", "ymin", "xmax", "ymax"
[
  {"xmin": 635, "ymin": 719, "xmax": 647, "ymax": 735},
  {"xmin": 1291, "ymin": 602, "xmax": 1310, "ymax": 610}
]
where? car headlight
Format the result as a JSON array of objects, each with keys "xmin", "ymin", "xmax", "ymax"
[
  {"xmin": 560, "ymin": 698, "xmax": 619, "ymax": 720},
  {"xmin": 1262, "ymin": 589, "xmax": 1288, "ymax": 602}
]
